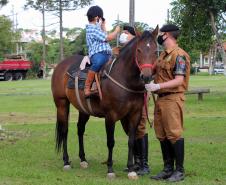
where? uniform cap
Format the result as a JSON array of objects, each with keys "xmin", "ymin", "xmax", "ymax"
[
  {"xmin": 160, "ymin": 24, "xmax": 179, "ymax": 32},
  {"xmin": 123, "ymin": 25, "xmax": 136, "ymax": 36}
]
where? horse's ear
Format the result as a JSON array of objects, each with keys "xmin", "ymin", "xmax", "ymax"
[
  {"xmin": 151, "ymin": 25, "xmax": 159, "ymax": 38},
  {"xmin": 134, "ymin": 27, "xmax": 141, "ymax": 37}
]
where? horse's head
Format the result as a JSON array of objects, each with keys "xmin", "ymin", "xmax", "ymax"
[{"xmin": 135, "ymin": 25, "xmax": 158, "ymax": 83}]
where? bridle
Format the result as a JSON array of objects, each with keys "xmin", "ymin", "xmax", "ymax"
[
  {"xmin": 135, "ymin": 39, "xmax": 155, "ymax": 72},
  {"xmin": 105, "ymin": 35, "xmax": 155, "ymax": 93}
]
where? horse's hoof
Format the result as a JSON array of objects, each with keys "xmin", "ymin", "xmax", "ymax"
[
  {"xmin": 107, "ymin": 173, "xmax": 116, "ymax": 179},
  {"xmin": 63, "ymin": 165, "xmax": 71, "ymax": 171},
  {"xmin": 128, "ymin": 171, "xmax": 139, "ymax": 180},
  {"xmin": 80, "ymin": 161, "xmax": 88, "ymax": 169}
]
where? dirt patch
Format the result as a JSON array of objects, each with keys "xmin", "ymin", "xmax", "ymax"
[
  {"xmin": 0, "ymin": 129, "xmax": 31, "ymax": 143},
  {"xmin": 0, "ymin": 112, "xmax": 56, "ymax": 125},
  {"xmin": 0, "ymin": 111, "xmax": 78, "ymax": 125}
]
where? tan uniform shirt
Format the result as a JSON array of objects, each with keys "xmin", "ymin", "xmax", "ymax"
[{"xmin": 154, "ymin": 45, "xmax": 190, "ymax": 94}]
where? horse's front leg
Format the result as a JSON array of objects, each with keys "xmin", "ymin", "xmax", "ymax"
[
  {"xmin": 127, "ymin": 126, "xmax": 139, "ymax": 179},
  {"xmin": 77, "ymin": 112, "xmax": 90, "ymax": 169},
  {"xmin": 105, "ymin": 118, "xmax": 116, "ymax": 179},
  {"xmin": 127, "ymin": 113, "xmax": 140, "ymax": 180}
]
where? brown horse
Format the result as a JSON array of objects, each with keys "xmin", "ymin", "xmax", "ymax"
[{"xmin": 51, "ymin": 26, "xmax": 158, "ymax": 179}]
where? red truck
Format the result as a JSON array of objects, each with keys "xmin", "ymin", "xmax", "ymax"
[{"xmin": 0, "ymin": 54, "xmax": 33, "ymax": 81}]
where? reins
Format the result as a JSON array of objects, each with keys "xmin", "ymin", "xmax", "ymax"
[
  {"xmin": 103, "ymin": 70, "xmax": 145, "ymax": 94},
  {"xmin": 103, "ymin": 34, "xmax": 155, "ymax": 126},
  {"xmin": 104, "ymin": 69, "xmax": 153, "ymax": 127}
]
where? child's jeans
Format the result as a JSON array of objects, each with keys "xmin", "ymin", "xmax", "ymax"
[{"xmin": 90, "ymin": 51, "xmax": 111, "ymax": 72}]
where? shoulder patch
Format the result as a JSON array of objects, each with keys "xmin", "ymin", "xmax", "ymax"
[
  {"xmin": 173, "ymin": 55, "xmax": 187, "ymax": 76},
  {"xmin": 176, "ymin": 55, "xmax": 186, "ymax": 65}
]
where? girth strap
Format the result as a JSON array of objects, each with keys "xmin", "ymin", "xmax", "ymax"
[{"xmin": 75, "ymin": 76, "xmax": 94, "ymax": 115}]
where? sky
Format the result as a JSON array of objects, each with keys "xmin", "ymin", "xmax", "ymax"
[{"xmin": 0, "ymin": 0, "xmax": 172, "ymax": 31}]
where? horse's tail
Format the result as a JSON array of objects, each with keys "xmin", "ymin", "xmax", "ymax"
[{"xmin": 55, "ymin": 98, "xmax": 70, "ymax": 153}]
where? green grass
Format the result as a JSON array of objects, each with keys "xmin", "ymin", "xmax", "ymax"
[{"xmin": 0, "ymin": 75, "xmax": 226, "ymax": 185}]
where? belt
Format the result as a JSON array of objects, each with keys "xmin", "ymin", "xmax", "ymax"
[{"xmin": 158, "ymin": 92, "xmax": 177, "ymax": 98}]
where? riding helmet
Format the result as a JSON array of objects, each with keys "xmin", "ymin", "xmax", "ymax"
[{"xmin": 86, "ymin": 5, "xmax": 104, "ymax": 19}]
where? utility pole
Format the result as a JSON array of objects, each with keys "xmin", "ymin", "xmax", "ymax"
[
  {"xmin": 11, "ymin": 5, "xmax": 15, "ymax": 32},
  {"xmin": 167, "ymin": 9, "xmax": 170, "ymax": 23},
  {"xmin": 129, "ymin": 0, "xmax": 135, "ymax": 27},
  {"xmin": 116, "ymin": 14, "xmax": 119, "ymax": 47},
  {"xmin": 15, "ymin": 12, "xmax": 19, "ymax": 54},
  {"xmin": 11, "ymin": 5, "xmax": 19, "ymax": 54}
]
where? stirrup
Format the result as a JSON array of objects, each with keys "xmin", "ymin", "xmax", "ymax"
[{"xmin": 84, "ymin": 91, "xmax": 99, "ymax": 99}]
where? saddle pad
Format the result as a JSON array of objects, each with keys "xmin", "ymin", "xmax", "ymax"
[{"xmin": 67, "ymin": 58, "xmax": 91, "ymax": 89}]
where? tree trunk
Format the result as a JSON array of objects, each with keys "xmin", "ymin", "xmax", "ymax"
[
  {"xmin": 208, "ymin": 48, "xmax": 213, "ymax": 75},
  {"xmin": 59, "ymin": 0, "xmax": 64, "ymax": 62},
  {"xmin": 209, "ymin": 11, "xmax": 226, "ymax": 76}
]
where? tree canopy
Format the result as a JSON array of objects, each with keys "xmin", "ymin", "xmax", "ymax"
[
  {"xmin": 0, "ymin": 16, "xmax": 14, "ymax": 59},
  {"xmin": 25, "ymin": 0, "xmax": 93, "ymax": 12},
  {"xmin": 0, "ymin": 0, "xmax": 8, "ymax": 8},
  {"xmin": 170, "ymin": 0, "xmax": 226, "ymax": 64},
  {"xmin": 25, "ymin": 0, "xmax": 93, "ymax": 61}
]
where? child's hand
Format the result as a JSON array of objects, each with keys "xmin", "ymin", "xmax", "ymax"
[{"xmin": 101, "ymin": 21, "xmax": 106, "ymax": 31}]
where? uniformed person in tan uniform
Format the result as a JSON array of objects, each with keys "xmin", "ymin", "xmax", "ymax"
[
  {"xmin": 145, "ymin": 24, "xmax": 190, "ymax": 182},
  {"xmin": 114, "ymin": 25, "xmax": 150, "ymax": 175}
]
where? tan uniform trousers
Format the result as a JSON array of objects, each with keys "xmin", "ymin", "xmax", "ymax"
[
  {"xmin": 154, "ymin": 93, "xmax": 185, "ymax": 143},
  {"xmin": 136, "ymin": 94, "xmax": 150, "ymax": 139},
  {"xmin": 136, "ymin": 105, "xmax": 148, "ymax": 139}
]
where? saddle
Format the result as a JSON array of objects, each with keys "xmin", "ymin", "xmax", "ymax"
[{"xmin": 66, "ymin": 56, "xmax": 104, "ymax": 99}]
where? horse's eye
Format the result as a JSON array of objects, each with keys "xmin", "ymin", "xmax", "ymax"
[{"xmin": 137, "ymin": 48, "xmax": 142, "ymax": 53}]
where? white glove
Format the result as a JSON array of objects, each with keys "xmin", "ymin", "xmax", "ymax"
[
  {"xmin": 80, "ymin": 56, "xmax": 90, "ymax": 70},
  {"xmin": 145, "ymin": 82, "xmax": 160, "ymax": 92}
]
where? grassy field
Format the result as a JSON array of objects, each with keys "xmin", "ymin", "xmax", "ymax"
[{"xmin": 0, "ymin": 75, "xmax": 226, "ymax": 185}]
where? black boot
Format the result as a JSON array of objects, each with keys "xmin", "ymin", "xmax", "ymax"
[
  {"xmin": 167, "ymin": 138, "xmax": 185, "ymax": 182},
  {"xmin": 151, "ymin": 139, "xmax": 174, "ymax": 180},
  {"xmin": 137, "ymin": 134, "xmax": 150, "ymax": 175}
]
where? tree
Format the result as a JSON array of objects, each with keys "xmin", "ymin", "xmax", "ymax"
[
  {"xmin": 0, "ymin": 0, "xmax": 8, "ymax": 7},
  {"xmin": 0, "ymin": 16, "xmax": 14, "ymax": 59},
  {"xmin": 25, "ymin": 0, "xmax": 93, "ymax": 62},
  {"xmin": 26, "ymin": 41, "xmax": 43, "ymax": 73},
  {"xmin": 170, "ymin": 0, "xmax": 226, "ymax": 75},
  {"xmin": 69, "ymin": 28, "xmax": 87, "ymax": 55}
]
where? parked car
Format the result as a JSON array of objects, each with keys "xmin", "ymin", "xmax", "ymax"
[{"xmin": 213, "ymin": 66, "xmax": 224, "ymax": 75}]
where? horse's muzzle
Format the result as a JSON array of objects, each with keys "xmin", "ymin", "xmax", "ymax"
[{"xmin": 140, "ymin": 74, "xmax": 153, "ymax": 84}]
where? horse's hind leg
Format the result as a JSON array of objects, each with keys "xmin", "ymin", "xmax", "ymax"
[
  {"xmin": 55, "ymin": 98, "xmax": 71, "ymax": 170},
  {"xmin": 77, "ymin": 111, "xmax": 90, "ymax": 168}
]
